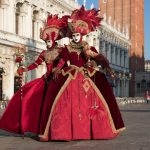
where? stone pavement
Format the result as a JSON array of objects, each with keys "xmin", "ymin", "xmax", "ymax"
[{"xmin": 0, "ymin": 104, "xmax": 150, "ymax": 150}]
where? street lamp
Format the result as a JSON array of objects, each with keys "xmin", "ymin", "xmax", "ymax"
[{"xmin": 118, "ymin": 70, "xmax": 132, "ymax": 97}]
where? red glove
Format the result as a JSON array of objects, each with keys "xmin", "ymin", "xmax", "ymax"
[{"xmin": 17, "ymin": 67, "xmax": 27, "ymax": 75}]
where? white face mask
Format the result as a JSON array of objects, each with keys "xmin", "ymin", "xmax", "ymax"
[
  {"xmin": 46, "ymin": 40, "xmax": 53, "ymax": 48},
  {"xmin": 72, "ymin": 33, "xmax": 82, "ymax": 43}
]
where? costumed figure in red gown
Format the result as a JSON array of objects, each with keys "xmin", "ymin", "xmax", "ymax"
[
  {"xmin": 38, "ymin": 6, "xmax": 125, "ymax": 141},
  {"xmin": 0, "ymin": 15, "xmax": 68, "ymax": 136}
]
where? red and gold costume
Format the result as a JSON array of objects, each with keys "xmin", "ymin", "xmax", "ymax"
[
  {"xmin": 0, "ymin": 15, "xmax": 68, "ymax": 135},
  {"xmin": 38, "ymin": 6, "xmax": 125, "ymax": 141},
  {"xmin": 0, "ymin": 7, "xmax": 125, "ymax": 141}
]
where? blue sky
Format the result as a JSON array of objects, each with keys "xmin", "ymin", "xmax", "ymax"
[
  {"xmin": 78, "ymin": 0, "xmax": 150, "ymax": 60},
  {"xmin": 78, "ymin": 0, "xmax": 98, "ymax": 9}
]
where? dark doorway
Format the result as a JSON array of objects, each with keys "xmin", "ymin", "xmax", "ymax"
[
  {"xmin": 0, "ymin": 68, "xmax": 3, "ymax": 101},
  {"xmin": 14, "ymin": 76, "xmax": 21, "ymax": 93}
]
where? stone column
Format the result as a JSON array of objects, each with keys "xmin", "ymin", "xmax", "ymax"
[
  {"xmin": 107, "ymin": 43, "xmax": 111, "ymax": 62},
  {"xmin": 37, "ymin": 20, "xmax": 43, "ymax": 41},
  {"xmin": 0, "ymin": 7, "xmax": 4, "ymax": 30},
  {"xmin": 18, "ymin": 14, "xmax": 24, "ymax": 36},
  {"xmin": 120, "ymin": 80, "xmax": 123, "ymax": 97},
  {"xmin": 2, "ymin": 57, "xmax": 15, "ymax": 99},
  {"xmin": 115, "ymin": 46, "xmax": 118, "ymax": 65},
  {"xmin": 25, "ymin": 3, "xmax": 32, "ymax": 38},
  {"xmin": 33, "ymin": 10, "xmax": 44, "ymax": 41},
  {"xmin": 117, "ymin": 47, "xmax": 120, "ymax": 66},
  {"xmin": 120, "ymin": 49, "xmax": 123, "ymax": 66},
  {"xmin": 118, "ymin": 80, "xmax": 121, "ymax": 97},
  {"xmin": 7, "ymin": 0, "xmax": 15, "ymax": 33},
  {"xmin": 3, "ymin": 7, "xmax": 7, "ymax": 31},
  {"xmin": 115, "ymin": 80, "xmax": 119, "ymax": 97},
  {"xmin": 125, "ymin": 80, "xmax": 129, "ymax": 97},
  {"xmin": 8, "ymin": 58, "xmax": 15, "ymax": 98},
  {"xmin": 111, "ymin": 46, "xmax": 116, "ymax": 64},
  {"xmin": 121, "ymin": 50, "xmax": 125, "ymax": 67},
  {"xmin": 0, "ymin": 0, "xmax": 9, "ymax": 31},
  {"xmin": 33, "ymin": 20, "xmax": 38, "ymax": 40},
  {"xmin": 102, "ymin": 41, "xmax": 106, "ymax": 56},
  {"xmin": 17, "ymin": 2, "xmax": 28, "ymax": 36},
  {"xmin": 125, "ymin": 50, "xmax": 129, "ymax": 68}
]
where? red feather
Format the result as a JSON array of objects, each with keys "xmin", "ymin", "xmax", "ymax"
[{"xmin": 70, "ymin": 5, "xmax": 102, "ymax": 33}]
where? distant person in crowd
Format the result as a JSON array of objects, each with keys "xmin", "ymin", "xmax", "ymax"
[{"xmin": 144, "ymin": 90, "xmax": 150, "ymax": 104}]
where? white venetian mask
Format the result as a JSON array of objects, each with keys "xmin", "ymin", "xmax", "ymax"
[{"xmin": 72, "ymin": 33, "xmax": 82, "ymax": 43}]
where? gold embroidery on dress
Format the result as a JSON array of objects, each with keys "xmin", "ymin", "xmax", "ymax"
[
  {"xmin": 67, "ymin": 41, "xmax": 90, "ymax": 60},
  {"xmin": 82, "ymin": 80, "xmax": 91, "ymax": 92},
  {"xmin": 44, "ymin": 48, "xmax": 59, "ymax": 63},
  {"xmin": 67, "ymin": 45, "xmax": 81, "ymax": 57}
]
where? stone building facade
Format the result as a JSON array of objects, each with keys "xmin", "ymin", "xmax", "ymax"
[
  {"xmin": 145, "ymin": 60, "xmax": 150, "ymax": 72},
  {"xmin": 98, "ymin": 19, "xmax": 130, "ymax": 97},
  {"xmin": 99, "ymin": 0, "xmax": 145, "ymax": 97},
  {"xmin": 0, "ymin": 0, "xmax": 130, "ymax": 101},
  {"xmin": 0, "ymin": 0, "xmax": 79, "ymax": 100},
  {"xmin": 135, "ymin": 72, "xmax": 150, "ymax": 97},
  {"xmin": 135, "ymin": 60, "xmax": 150, "ymax": 96}
]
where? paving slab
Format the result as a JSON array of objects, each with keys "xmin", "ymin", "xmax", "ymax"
[{"xmin": 0, "ymin": 104, "xmax": 150, "ymax": 150}]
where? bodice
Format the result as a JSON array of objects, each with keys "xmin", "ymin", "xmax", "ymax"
[
  {"xmin": 43, "ymin": 47, "xmax": 61, "ymax": 74},
  {"xmin": 44, "ymin": 48, "xmax": 59, "ymax": 64},
  {"xmin": 65, "ymin": 42, "xmax": 88, "ymax": 67}
]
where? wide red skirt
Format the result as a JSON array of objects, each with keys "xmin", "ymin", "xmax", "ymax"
[
  {"xmin": 39, "ymin": 72, "xmax": 124, "ymax": 140},
  {"xmin": 0, "ymin": 71, "xmax": 125, "ymax": 141},
  {"xmin": 0, "ymin": 77, "xmax": 45, "ymax": 134}
]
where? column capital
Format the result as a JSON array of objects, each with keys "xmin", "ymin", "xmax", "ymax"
[
  {"xmin": 33, "ymin": 9, "xmax": 45, "ymax": 21},
  {"xmin": 16, "ymin": 2, "xmax": 30, "ymax": 16},
  {"xmin": 0, "ymin": 0, "xmax": 10, "ymax": 8}
]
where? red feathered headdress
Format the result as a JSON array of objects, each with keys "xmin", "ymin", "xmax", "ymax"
[
  {"xmin": 40, "ymin": 14, "xmax": 69, "ymax": 41},
  {"xmin": 68, "ymin": 5, "xmax": 103, "ymax": 35}
]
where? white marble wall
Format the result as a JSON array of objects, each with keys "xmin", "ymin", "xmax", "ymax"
[
  {"xmin": 0, "ymin": 0, "xmax": 80, "ymax": 99},
  {"xmin": 99, "ymin": 22, "xmax": 130, "ymax": 97},
  {"xmin": 1, "ymin": 0, "xmax": 130, "ymax": 99}
]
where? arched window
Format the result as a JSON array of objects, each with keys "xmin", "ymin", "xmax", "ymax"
[
  {"xmin": 0, "ymin": 0, "xmax": 9, "ymax": 31},
  {"xmin": 15, "ymin": 2, "xmax": 28, "ymax": 36},
  {"xmin": 15, "ymin": 3, "xmax": 20, "ymax": 34},
  {"xmin": 32, "ymin": 10, "xmax": 45, "ymax": 41},
  {"xmin": 32, "ymin": 10, "xmax": 38, "ymax": 40}
]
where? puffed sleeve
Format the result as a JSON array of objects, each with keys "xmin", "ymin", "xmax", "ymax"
[{"xmin": 27, "ymin": 50, "xmax": 45, "ymax": 71}]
